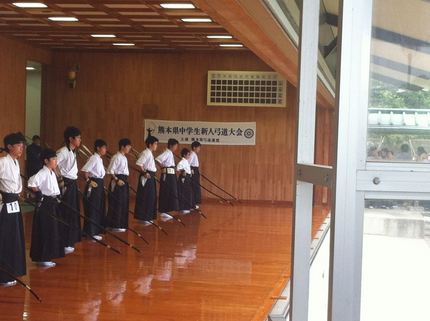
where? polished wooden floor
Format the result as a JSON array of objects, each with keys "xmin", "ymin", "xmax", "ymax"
[{"xmin": 0, "ymin": 202, "xmax": 327, "ymax": 321}]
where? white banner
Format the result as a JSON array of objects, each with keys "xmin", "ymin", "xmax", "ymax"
[{"xmin": 144, "ymin": 119, "xmax": 256, "ymax": 146}]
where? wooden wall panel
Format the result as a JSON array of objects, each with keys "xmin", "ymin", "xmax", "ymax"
[
  {"xmin": 42, "ymin": 50, "xmax": 332, "ymax": 202},
  {"xmin": 0, "ymin": 35, "xmax": 51, "ymax": 141},
  {"xmin": 0, "ymin": 35, "xmax": 51, "ymax": 174},
  {"xmin": 314, "ymin": 106, "xmax": 334, "ymax": 206},
  {"xmin": 0, "ymin": 39, "xmax": 335, "ymax": 203}
]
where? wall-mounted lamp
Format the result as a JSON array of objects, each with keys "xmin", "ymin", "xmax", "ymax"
[{"xmin": 67, "ymin": 64, "xmax": 79, "ymax": 89}]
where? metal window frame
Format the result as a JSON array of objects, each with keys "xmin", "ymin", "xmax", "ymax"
[
  {"xmin": 330, "ymin": 1, "xmax": 430, "ymax": 318},
  {"xmin": 289, "ymin": 0, "xmax": 374, "ymax": 321},
  {"xmin": 328, "ymin": 0, "xmax": 373, "ymax": 320},
  {"xmin": 289, "ymin": 0, "xmax": 323, "ymax": 321},
  {"xmin": 279, "ymin": 0, "xmax": 430, "ymax": 320}
]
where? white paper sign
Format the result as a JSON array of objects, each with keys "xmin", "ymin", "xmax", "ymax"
[
  {"xmin": 144, "ymin": 119, "xmax": 256, "ymax": 146},
  {"xmin": 6, "ymin": 201, "xmax": 20, "ymax": 214}
]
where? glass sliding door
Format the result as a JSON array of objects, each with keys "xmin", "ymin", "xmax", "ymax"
[
  {"xmin": 360, "ymin": 1, "xmax": 430, "ymax": 320},
  {"xmin": 269, "ymin": 0, "xmax": 430, "ymax": 321}
]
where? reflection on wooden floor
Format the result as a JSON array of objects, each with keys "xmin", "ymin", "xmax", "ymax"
[{"xmin": 0, "ymin": 202, "xmax": 327, "ymax": 321}]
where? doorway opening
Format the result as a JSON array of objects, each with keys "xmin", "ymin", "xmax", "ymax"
[{"xmin": 25, "ymin": 61, "xmax": 42, "ymax": 139}]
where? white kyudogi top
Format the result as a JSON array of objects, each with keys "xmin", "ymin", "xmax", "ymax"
[
  {"xmin": 155, "ymin": 149, "xmax": 175, "ymax": 168},
  {"xmin": 56, "ymin": 146, "xmax": 78, "ymax": 180},
  {"xmin": 189, "ymin": 151, "xmax": 199, "ymax": 167},
  {"xmin": 0, "ymin": 154, "xmax": 22, "ymax": 194},
  {"xmin": 107, "ymin": 152, "xmax": 129, "ymax": 176},
  {"xmin": 137, "ymin": 148, "xmax": 157, "ymax": 172},
  {"xmin": 177, "ymin": 158, "xmax": 192, "ymax": 175},
  {"xmin": 81, "ymin": 153, "xmax": 105, "ymax": 179},
  {"xmin": 28, "ymin": 166, "xmax": 60, "ymax": 197}
]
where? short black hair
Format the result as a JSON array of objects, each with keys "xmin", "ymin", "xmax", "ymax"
[
  {"xmin": 118, "ymin": 138, "xmax": 131, "ymax": 149},
  {"xmin": 167, "ymin": 138, "xmax": 179, "ymax": 148},
  {"xmin": 40, "ymin": 148, "xmax": 56, "ymax": 162},
  {"xmin": 181, "ymin": 148, "xmax": 190, "ymax": 158},
  {"xmin": 3, "ymin": 132, "xmax": 25, "ymax": 152},
  {"xmin": 417, "ymin": 146, "xmax": 426, "ymax": 155},
  {"xmin": 191, "ymin": 141, "xmax": 201, "ymax": 149},
  {"xmin": 400, "ymin": 144, "xmax": 410, "ymax": 153},
  {"xmin": 32, "ymin": 135, "xmax": 40, "ymax": 141},
  {"xmin": 145, "ymin": 135, "xmax": 159, "ymax": 147},
  {"xmin": 94, "ymin": 139, "xmax": 107, "ymax": 150},
  {"xmin": 63, "ymin": 126, "xmax": 81, "ymax": 143},
  {"xmin": 367, "ymin": 146, "xmax": 378, "ymax": 157}
]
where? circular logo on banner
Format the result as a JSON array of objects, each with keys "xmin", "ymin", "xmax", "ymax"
[{"xmin": 244, "ymin": 128, "xmax": 255, "ymax": 139}]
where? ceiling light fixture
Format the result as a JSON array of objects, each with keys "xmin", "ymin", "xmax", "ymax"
[
  {"xmin": 160, "ymin": 3, "xmax": 195, "ymax": 9},
  {"xmin": 13, "ymin": 2, "xmax": 47, "ymax": 8},
  {"xmin": 26, "ymin": 66, "xmax": 36, "ymax": 70},
  {"xmin": 207, "ymin": 35, "xmax": 233, "ymax": 39},
  {"xmin": 181, "ymin": 18, "xmax": 212, "ymax": 23},
  {"xmin": 48, "ymin": 17, "xmax": 79, "ymax": 22},
  {"xmin": 113, "ymin": 43, "xmax": 135, "ymax": 46},
  {"xmin": 219, "ymin": 44, "xmax": 243, "ymax": 47},
  {"xmin": 91, "ymin": 34, "xmax": 116, "ymax": 38}
]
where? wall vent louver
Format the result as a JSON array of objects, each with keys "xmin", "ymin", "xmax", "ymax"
[{"xmin": 207, "ymin": 70, "xmax": 287, "ymax": 108}]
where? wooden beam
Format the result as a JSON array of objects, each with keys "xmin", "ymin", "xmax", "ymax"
[{"xmin": 193, "ymin": 0, "xmax": 335, "ymax": 109}]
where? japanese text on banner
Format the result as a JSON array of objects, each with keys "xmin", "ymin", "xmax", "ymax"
[{"xmin": 144, "ymin": 119, "xmax": 256, "ymax": 146}]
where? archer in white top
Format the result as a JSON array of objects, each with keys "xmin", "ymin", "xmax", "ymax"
[
  {"xmin": 81, "ymin": 153, "xmax": 106, "ymax": 179},
  {"xmin": 107, "ymin": 152, "xmax": 129, "ymax": 176},
  {"xmin": 156, "ymin": 149, "xmax": 175, "ymax": 168},
  {"xmin": 28, "ymin": 166, "xmax": 60, "ymax": 197},
  {"xmin": 176, "ymin": 158, "xmax": 192, "ymax": 175},
  {"xmin": 0, "ymin": 154, "xmax": 22, "ymax": 194},
  {"xmin": 137, "ymin": 148, "xmax": 157, "ymax": 172},
  {"xmin": 56, "ymin": 146, "xmax": 78, "ymax": 180},
  {"xmin": 189, "ymin": 151, "xmax": 199, "ymax": 167}
]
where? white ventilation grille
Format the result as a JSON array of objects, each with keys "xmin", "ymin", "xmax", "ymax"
[{"xmin": 207, "ymin": 70, "xmax": 287, "ymax": 108}]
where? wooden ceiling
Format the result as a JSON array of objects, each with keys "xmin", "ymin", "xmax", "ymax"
[{"xmin": 0, "ymin": 0, "xmax": 244, "ymax": 50}]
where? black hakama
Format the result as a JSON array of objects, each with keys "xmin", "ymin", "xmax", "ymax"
[
  {"xmin": 134, "ymin": 172, "xmax": 157, "ymax": 221},
  {"xmin": 191, "ymin": 166, "xmax": 201, "ymax": 205},
  {"xmin": 0, "ymin": 193, "xmax": 26, "ymax": 283},
  {"xmin": 59, "ymin": 178, "xmax": 81, "ymax": 247},
  {"xmin": 30, "ymin": 196, "xmax": 65, "ymax": 262},
  {"xmin": 83, "ymin": 178, "xmax": 106, "ymax": 236},
  {"xmin": 158, "ymin": 168, "xmax": 179, "ymax": 213},
  {"xmin": 107, "ymin": 174, "xmax": 129, "ymax": 229},
  {"xmin": 178, "ymin": 174, "xmax": 194, "ymax": 211}
]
